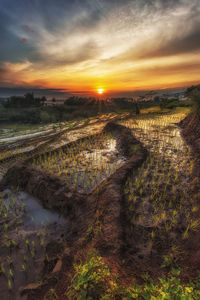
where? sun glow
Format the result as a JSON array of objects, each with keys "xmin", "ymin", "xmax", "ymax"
[{"xmin": 97, "ymin": 88, "xmax": 104, "ymax": 94}]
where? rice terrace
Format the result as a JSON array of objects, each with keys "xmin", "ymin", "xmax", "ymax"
[{"xmin": 1, "ymin": 0, "xmax": 200, "ymax": 299}]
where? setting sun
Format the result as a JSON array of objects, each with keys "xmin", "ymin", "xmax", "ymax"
[{"xmin": 97, "ymin": 88, "xmax": 104, "ymax": 94}]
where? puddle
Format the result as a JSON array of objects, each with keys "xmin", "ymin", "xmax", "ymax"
[
  {"xmin": 0, "ymin": 189, "xmax": 67, "ymax": 300},
  {"xmin": 3, "ymin": 189, "xmax": 64, "ymax": 229}
]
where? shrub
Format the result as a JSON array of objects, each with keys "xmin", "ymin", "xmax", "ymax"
[
  {"xmin": 190, "ymin": 88, "xmax": 200, "ymax": 114},
  {"xmin": 67, "ymin": 256, "xmax": 112, "ymax": 299},
  {"xmin": 67, "ymin": 254, "xmax": 200, "ymax": 300},
  {"xmin": 185, "ymin": 85, "xmax": 200, "ymax": 116},
  {"xmin": 40, "ymin": 111, "xmax": 51, "ymax": 123}
]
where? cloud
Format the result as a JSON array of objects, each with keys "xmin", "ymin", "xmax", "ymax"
[
  {"xmin": 34, "ymin": 39, "xmax": 101, "ymax": 69},
  {"xmin": 0, "ymin": 0, "xmax": 200, "ymax": 93},
  {"xmin": 22, "ymin": 24, "xmax": 35, "ymax": 33},
  {"xmin": 20, "ymin": 38, "xmax": 28, "ymax": 44},
  {"xmin": 0, "ymin": 61, "xmax": 33, "ymax": 87},
  {"xmin": 0, "ymin": 86, "xmax": 95, "ymax": 98},
  {"xmin": 0, "ymin": 86, "xmax": 69, "ymax": 98},
  {"xmin": 143, "ymin": 26, "xmax": 200, "ymax": 58}
]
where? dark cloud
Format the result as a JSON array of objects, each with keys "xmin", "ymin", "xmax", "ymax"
[
  {"xmin": 0, "ymin": 87, "xmax": 71, "ymax": 98},
  {"xmin": 2, "ymin": 0, "xmax": 104, "ymax": 33},
  {"xmin": 0, "ymin": 86, "xmax": 96, "ymax": 98},
  {"xmin": 22, "ymin": 24, "xmax": 35, "ymax": 33},
  {"xmin": 0, "ymin": 9, "xmax": 38, "ymax": 63},
  {"xmin": 0, "ymin": 0, "xmax": 105, "ymax": 65},
  {"xmin": 147, "ymin": 27, "xmax": 200, "ymax": 58},
  {"xmin": 20, "ymin": 38, "xmax": 28, "ymax": 44},
  {"xmin": 133, "ymin": 19, "xmax": 200, "ymax": 60},
  {"xmin": 0, "ymin": 84, "xmax": 193, "ymax": 99}
]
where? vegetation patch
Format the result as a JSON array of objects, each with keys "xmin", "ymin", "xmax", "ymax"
[{"xmin": 67, "ymin": 252, "xmax": 200, "ymax": 300}]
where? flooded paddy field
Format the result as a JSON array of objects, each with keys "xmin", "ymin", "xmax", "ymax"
[
  {"xmin": 0, "ymin": 116, "xmax": 130, "ymax": 299},
  {"xmin": 0, "ymin": 189, "xmax": 66, "ymax": 300},
  {"xmin": 120, "ymin": 109, "xmax": 200, "ymax": 273},
  {"xmin": 0, "ymin": 113, "xmax": 129, "ymax": 180},
  {"xmin": 1, "ymin": 108, "xmax": 200, "ymax": 299},
  {"xmin": 31, "ymin": 132, "xmax": 126, "ymax": 193}
]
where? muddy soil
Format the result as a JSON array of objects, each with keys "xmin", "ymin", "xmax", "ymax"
[
  {"xmin": 0, "ymin": 121, "xmax": 147, "ymax": 299},
  {"xmin": 179, "ymin": 112, "xmax": 200, "ymax": 151},
  {"xmin": 179, "ymin": 112, "xmax": 200, "ymax": 176}
]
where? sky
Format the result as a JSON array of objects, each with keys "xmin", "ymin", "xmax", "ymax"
[{"xmin": 0, "ymin": 0, "xmax": 200, "ymax": 98}]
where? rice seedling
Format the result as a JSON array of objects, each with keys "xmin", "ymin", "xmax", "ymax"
[
  {"xmin": 31, "ymin": 131, "xmax": 126, "ymax": 192},
  {"xmin": 21, "ymin": 264, "xmax": 26, "ymax": 272},
  {"xmin": 8, "ymin": 279, "xmax": 12, "ymax": 290},
  {"xmin": 121, "ymin": 110, "xmax": 200, "ymax": 269}
]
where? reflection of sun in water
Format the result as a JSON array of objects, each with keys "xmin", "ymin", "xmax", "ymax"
[{"xmin": 97, "ymin": 88, "xmax": 104, "ymax": 94}]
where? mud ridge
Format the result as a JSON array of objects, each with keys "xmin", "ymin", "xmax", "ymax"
[
  {"xmin": 88, "ymin": 122, "xmax": 148, "ymax": 256},
  {"xmin": 179, "ymin": 112, "xmax": 200, "ymax": 175},
  {"xmin": 179, "ymin": 113, "xmax": 200, "ymax": 155}
]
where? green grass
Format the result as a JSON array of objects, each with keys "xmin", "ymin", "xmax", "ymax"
[{"xmin": 67, "ymin": 253, "xmax": 200, "ymax": 299}]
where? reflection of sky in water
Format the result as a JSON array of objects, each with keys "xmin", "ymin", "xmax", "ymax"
[
  {"xmin": 0, "ymin": 120, "xmax": 75, "ymax": 145},
  {"xmin": 4, "ymin": 190, "xmax": 65, "ymax": 229},
  {"xmin": 35, "ymin": 135, "xmax": 126, "ymax": 192}
]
